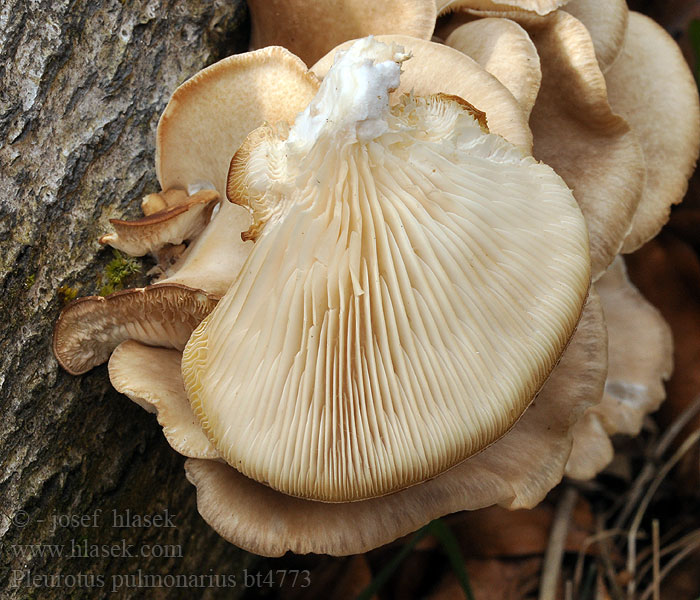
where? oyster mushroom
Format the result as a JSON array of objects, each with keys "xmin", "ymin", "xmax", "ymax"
[
  {"xmin": 53, "ymin": 283, "xmax": 219, "ymax": 376},
  {"xmin": 99, "ymin": 189, "xmax": 220, "ymax": 257},
  {"xmin": 53, "ymin": 1, "xmax": 698, "ymax": 553},
  {"xmin": 181, "ymin": 38, "xmax": 591, "ymax": 503}
]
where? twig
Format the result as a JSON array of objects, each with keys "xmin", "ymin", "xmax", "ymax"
[
  {"xmin": 565, "ymin": 580, "xmax": 574, "ymax": 600},
  {"xmin": 614, "ymin": 463, "xmax": 655, "ymax": 531},
  {"xmin": 636, "ymin": 528, "xmax": 700, "ymax": 584},
  {"xmin": 614, "ymin": 396, "xmax": 700, "ymax": 532},
  {"xmin": 653, "ymin": 395, "xmax": 700, "ymax": 459},
  {"xmin": 652, "ymin": 519, "xmax": 660, "ymax": 600},
  {"xmin": 635, "ymin": 522, "xmax": 687, "ymax": 568},
  {"xmin": 573, "ymin": 528, "xmax": 626, "ymax": 596},
  {"xmin": 626, "ymin": 429, "xmax": 700, "ymax": 598},
  {"xmin": 539, "ymin": 487, "xmax": 578, "ymax": 600},
  {"xmin": 639, "ymin": 536, "xmax": 700, "ymax": 600},
  {"xmin": 595, "ymin": 516, "xmax": 626, "ymax": 600}
]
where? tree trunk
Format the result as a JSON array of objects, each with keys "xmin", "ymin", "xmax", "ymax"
[{"xmin": 0, "ymin": 1, "xmax": 257, "ymax": 597}]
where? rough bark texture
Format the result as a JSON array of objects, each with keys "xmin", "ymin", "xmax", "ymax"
[{"xmin": 0, "ymin": 1, "xmax": 258, "ymax": 598}]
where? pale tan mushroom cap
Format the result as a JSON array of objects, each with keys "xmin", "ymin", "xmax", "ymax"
[
  {"xmin": 53, "ymin": 284, "xmax": 218, "ymax": 375},
  {"xmin": 567, "ymin": 257, "xmax": 673, "ymax": 479},
  {"xmin": 607, "ymin": 13, "xmax": 700, "ymax": 254},
  {"xmin": 521, "ymin": 11, "xmax": 644, "ymax": 278},
  {"xmin": 437, "ymin": 0, "xmax": 627, "ymax": 73},
  {"xmin": 183, "ymin": 39, "xmax": 590, "ymax": 503},
  {"xmin": 156, "ymin": 46, "xmax": 320, "ymax": 200},
  {"xmin": 109, "ymin": 340, "xmax": 219, "ymax": 459},
  {"xmin": 152, "ymin": 46, "xmax": 321, "ymax": 293},
  {"xmin": 99, "ymin": 190, "xmax": 219, "ymax": 257},
  {"xmin": 445, "ymin": 18, "xmax": 541, "ymax": 118},
  {"xmin": 248, "ymin": 0, "xmax": 437, "ymax": 67},
  {"xmin": 184, "ymin": 292, "xmax": 606, "ymax": 556},
  {"xmin": 312, "ymin": 35, "xmax": 533, "ymax": 152},
  {"xmin": 564, "ymin": 0, "xmax": 628, "ymax": 72},
  {"xmin": 156, "ymin": 202, "xmax": 253, "ymax": 297},
  {"xmin": 437, "ymin": 0, "xmax": 567, "ymax": 17}
]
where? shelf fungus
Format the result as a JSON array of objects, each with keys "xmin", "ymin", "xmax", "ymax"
[{"xmin": 53, "ymin": 12, "xmax": 698, "ymax": 554}]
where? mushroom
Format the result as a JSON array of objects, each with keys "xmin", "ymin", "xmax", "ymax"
[
  {"xmin": 109, "ymin": 340, "xmax": 220, "ymax": 459},
  {"xmin": 53, "ymin": 0, "xmax": 699, "ymax": 555},
  {"xmin": 99, "ymin": 189, "xmax": 220, "ymax": 257},
  {"xmin": 183, "ymin": 290, "xmax": 606, "ymax": 556},
  {"xmin": 181, "ymin": 38, "xmax": 591, "ymax": 503},
  {"xmin": 436, "ymin": 0, "xmax": 566, "ymax": 16},
  {"xmin": 53, "ymin": 284, "xmax": 219, "ymax": 376},
  {"xmin": 442, "ymin": 18, "xmax": 541, "ymax": 118}
]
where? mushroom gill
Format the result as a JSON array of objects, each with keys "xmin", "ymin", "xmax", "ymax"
[{"xmin": 181, "ymin": 38, "xmax": 591, "ymax": 503}]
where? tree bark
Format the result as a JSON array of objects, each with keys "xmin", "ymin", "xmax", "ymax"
[{"xmin": 0, "ymin": 1, "xmax": 257, "ymax": 597}]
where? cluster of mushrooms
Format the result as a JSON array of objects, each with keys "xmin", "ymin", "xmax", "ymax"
[{"xmin": 53, "ymin": 0, "xmax": 700, "ymax": 556}]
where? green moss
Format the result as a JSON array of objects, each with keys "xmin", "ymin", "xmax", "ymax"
[
  {"xmin": 98, "ymin": 249, "xmax": 141, "ymax": 296},
  {"xmin": 24, "ymin": 273, "xmax": 36, "ymax": 289},
  {"xmin": 57, "ymin": 285, "xmax": 78, "ymax": 305}
]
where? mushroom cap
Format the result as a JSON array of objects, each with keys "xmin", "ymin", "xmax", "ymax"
[
  {"xmin": 437, "ymin": 0, "xmax": 567, "ymax": 17},
  {"xmin": 520, "ymin": 10, "xmax": 644, "ymax": 278},
  {"xmin": 109, "ymin": 340, "xmax": 219, "ymax": 459},
  {"xmin": 564, "ymin": 0, "xmax": 628, "ymax": 72},
  {"xmin": 182, "ymin": 39, "xmax": 590, "ymax": 503},
  {"xmin": 156, "ymin": 46, "xmax": 320, "ymax": 200},
  {"xmin": 444, "ymin": 18, "xmax": 541, "ymax": 118},
  {"xmin": 99, "ymin": 189, "xmax": 219, "ymax": 257},
  {"xmin": 566, "ymin": 257, "xmax": 673, "ymax": 479},
  {"xmin": 247, "ymin": 0, "xmax": 437, "ymax": 67},
  {"xmin": 53, "ymin": 284, "xmax": 218, "ymax": 375},
  {"xmin": 606, "ymin": 12, "xmax": 700, "ymax": 253},
  {"xmin": 183, "ymin": 291, "xmax": 606, "ymax": 556}
]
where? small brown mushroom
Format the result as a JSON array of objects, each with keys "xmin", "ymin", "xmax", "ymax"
[
  {"xmin": 99, "ymin": 189, "xmax": 219, "ymax": 257},
  {"xmin": 53, "ymin": 284, "xmax": 219, "ymax": 376}
]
